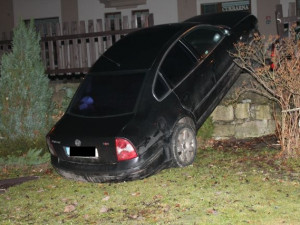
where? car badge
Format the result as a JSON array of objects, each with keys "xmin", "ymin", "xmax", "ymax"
[
  {"xmin": 103, "ymin": 142, "xmax": 110, "ymax": 146},
  {"xmin": 75, "ymin": 139, "xmax": 81, "ymax": 147}
]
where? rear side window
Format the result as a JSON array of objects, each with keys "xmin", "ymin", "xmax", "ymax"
[
  {"xmin": 159, "ymin": 42, "xmax": 197, "ymax": 87},
  {"xmin": 183, "ymin": 27, "xmax": 224, "ymax": 59}
]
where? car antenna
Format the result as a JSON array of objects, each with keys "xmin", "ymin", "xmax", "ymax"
[{"xmin": 101, "ymin": 54, "xmax": 121, "ymax": 67}]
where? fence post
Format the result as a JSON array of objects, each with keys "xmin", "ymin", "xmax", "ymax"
[
  {"xmin": 131, "ymin": 14, "xmax": 137, "ymax": 28},
  {"xmin": 96, "ymin": 19, "xmax": 105, "ymax": 57},
  {"xmin": 123, "ymin": 16, "xmax": 129, "ymax": 29},
  {"xmin": 148, "ymin": 14, "xmax": 154, "ymax": 27},
  {"xmin": 71, "ymin": 21, "xmax": 80, "ymax": 69},
  {"xmin": 88, "ymin": 20, "xmax": 96, "ymax": 66},
  {"xmin": 46, "ymin": 24, "xmax": 55, "ymax": 71},
  {"xmin": 55, "ymin": 23, "xmax": 64, "ymax": 71},
  {"xmin": 114, "ymin": 18, "xmax": 121, "ymax": 42},
  {"xmin": 39, "ymin": 24, "xmax": 47, "ymax": 68},
  {"xmin": 63, "ymin": 22, "xmax": 71, "ymax": 70},
  {"xmin": 79, "ymin": 21, "xmax": 88, "ymax": 69},
  {"xmin": 105, "ymin": 18, "xmax": 113, "ymax": 49}
]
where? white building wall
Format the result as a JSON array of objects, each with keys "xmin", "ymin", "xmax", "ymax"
[
  {"xmin": 11, "ymin": 0, "xmax": 295, "ymax": 28},
  {"xmin": 281, "ymin": 0, "xmax": 296, "ymax": 17},
  {"xmin": 77, "ymin": 0, "xmax": 178, "ymax": 25},
  {"xmin": 147, "ymin": 0, "xmax": 178, "ymax": 24},
  {"xmin": 13, "ymin": 0, "xmax": 61, "ymax": 25}
]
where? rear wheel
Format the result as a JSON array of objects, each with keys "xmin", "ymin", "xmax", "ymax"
[{"xmin": 170, "ymin": 123, "xmax": 197, "ymax": 167}]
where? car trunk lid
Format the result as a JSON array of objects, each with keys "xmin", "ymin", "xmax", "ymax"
[{"xmin": 50, "ymin": 114, "xmax": 134, "ymax": 164}]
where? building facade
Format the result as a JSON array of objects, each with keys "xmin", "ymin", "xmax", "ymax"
[{"xmin": 0, "ymin": 0, "xmax": 297, "ymax": 39}]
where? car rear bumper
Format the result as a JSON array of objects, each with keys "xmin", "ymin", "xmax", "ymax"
[{"xmin": 51, "ymin": 146, "xmax": 170, "ymax": 182}]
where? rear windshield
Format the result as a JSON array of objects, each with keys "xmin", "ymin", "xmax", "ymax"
[{"xmin": 68, "ymin": 72, "xmax": 145, "ymax": 117}]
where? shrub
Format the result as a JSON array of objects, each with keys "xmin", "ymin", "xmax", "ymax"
[
  {"xmin": 232, "ymin": 30, "xmax": 300, "ymax": 157},
  {"xmin": 0, "ymin": 20, "xmax": 53, "ymax": 141},
  {"xmin": 197, "ymin": 117, "xmax": 214, "ymax": 141},
  {"xmin": 0, "ymin": 148, "xmax": 49, "ymax": 166},
  {"xmin": 0, "ymin": 136, "xmax": 47, "ymax": 158}
]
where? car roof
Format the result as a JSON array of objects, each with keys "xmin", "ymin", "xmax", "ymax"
[
  {"xmin": 90, "ymin": 11, "xmax": 252, "ymax": 73},
  {"xmin": 90, "ymin": 23, "xmax": 194, "ymax": 73},
  {"xmin": 184, "ymin": 11, "xmax": 251, "ymax": 29}
]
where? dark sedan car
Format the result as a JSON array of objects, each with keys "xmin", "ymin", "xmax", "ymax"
[{"xmin": 47, "ymin": 11, "xmax": 257, "ymax": 182}]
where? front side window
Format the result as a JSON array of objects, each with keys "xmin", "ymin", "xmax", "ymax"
[
  {"xmin": 68, "ymin": 73, "xmax": 145, "ymax": 117},
  {"xmin": 159, "ymin": 42, "xmax": 197, "ymax": 87},
  {"xmin": 183, "ymin": 27, "xmax": 224, "ymax": 59}
]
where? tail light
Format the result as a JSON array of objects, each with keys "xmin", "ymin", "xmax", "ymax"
[
  {"xmin": 46, "ymin": 127, "xmax": 57, "ymax": 156},
  {"xmin": 115, "ymin": 138, "xmax": 137, "ymax": 161},
  {"xmin": 46, "ymin": 136, "xmax": 57, "ymax": 156}
]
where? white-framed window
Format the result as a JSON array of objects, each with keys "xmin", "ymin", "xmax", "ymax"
[
  {"xmin": 132, "ymin": 10, "xmax": 149, "ymax": 28},
  {"xmin": 105, "ymin": 12, "xmax": 122, "ymax": 30},
  {"xmin": 24, "ymin": 17, "xmax": 59, "ymax": 36}
]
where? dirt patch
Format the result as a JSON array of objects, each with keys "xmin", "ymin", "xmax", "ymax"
[
  {"xmin": 0, "ymin": 176, "xmax": 39, "ymax": 193},
  {"xmin": 198, "ymin": 135, "xmax": 279, "ymax": 151},
  {"xmin": 212, "ymin": 135, "xmax": 279, "ymax": 151}
]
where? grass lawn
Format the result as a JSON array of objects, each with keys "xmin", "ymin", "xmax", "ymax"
[{"xmin": 0, "ymin": 145, "xmax": 300, "ymax": 224}]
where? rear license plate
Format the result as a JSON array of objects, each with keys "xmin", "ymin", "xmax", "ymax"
[{"xmin": 65, "ymin": 147, "xmax": 98, "ymax": 158}]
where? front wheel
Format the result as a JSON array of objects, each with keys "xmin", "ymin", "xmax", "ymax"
[{"xmin": 170, "ymin": 123, "xmax": 197, "ymax": 167}]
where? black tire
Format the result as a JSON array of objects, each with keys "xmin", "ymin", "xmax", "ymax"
[{"xmin": 170, "ymin": 123, "xmax": 197, "ymax": 167}]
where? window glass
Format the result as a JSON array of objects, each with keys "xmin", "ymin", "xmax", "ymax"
[
  {"xmin": 132, "ymin": 10, "xmax": 149, "ymax": 28},
  {"xmin": 105, "ymin": 12, "xmax": 122, "ymax": 44},
  {"xmin": 183, "ymin": 28, "xmax": 224, "ymax": 59},
  {"xmin": 201, "ymin": 3, "xmax": 218, "ymax": 14},
  {"xmin": 160, "ymin": 42, "xmax": 197, "ymax": 87},
  {"xmin": 153, "ymin": 74, "xmax": 170, "ymax": 100},
  {"xmin": 24, "ymin": 17, "xmax": 59, "ymax": 36},
  {"xmin": 105, "ymin": 12, "xmax": 122, "ymax": 30},
  {"xmin": 90, "ymin": 24, "xmax": 187, "ymax": 72},
  {"xmin": 68, "ymin": 73, "xmax": 145, "ymax": 117}
]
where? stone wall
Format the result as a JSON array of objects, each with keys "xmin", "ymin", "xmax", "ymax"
[{"xmin": 211, "ymin": 73, "xmax": 278, "ymax": 140}]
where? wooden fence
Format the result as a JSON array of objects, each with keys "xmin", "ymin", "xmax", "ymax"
[
  {"xmin": 0, "ymin": 14, "xmax": 154, "ymax": 77},
  {"xmin": 276, "ymin": 2, "xmax": 300, "ymax": 37}
]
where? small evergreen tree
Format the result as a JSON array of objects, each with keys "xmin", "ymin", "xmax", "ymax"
[{"xmin": 0, "ymin": 20, "xmax": 53, "ymax": 140}]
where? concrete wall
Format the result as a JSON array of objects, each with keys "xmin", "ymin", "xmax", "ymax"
[
  {"xmin": 281, "ymin": 0, "xmax": 296, "ymax": 17},
  {"xmin": 13, "ymin": 0, "xmax": 61, "ymax": 24},
  {"xmin": 177, "ymin": 0, "xmax": 197, "ymax": 22},
  {"xmin": 0, "ymin": 0, "xmax": 14, "ymax": 38},
  {"xmin": 256, "ymin": 0, "xmax": 280, "ymax": 36},
  {"xmin": 61, "ymin": 0, "xmax": 79, "ymax": 23},
  {"xmin": 77, "ymin": 0, "xmax": 178, "ymax": 25}
]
